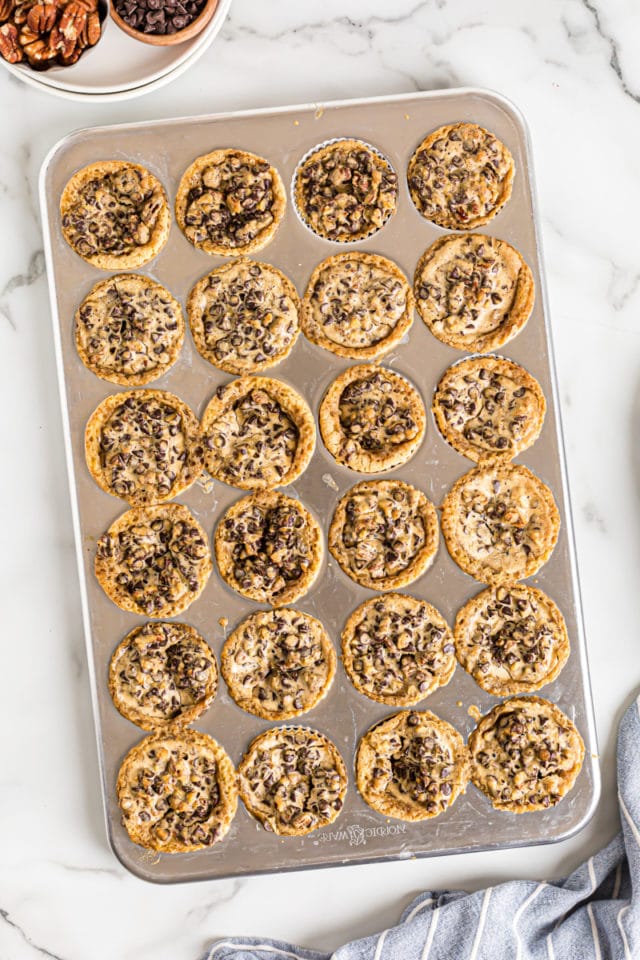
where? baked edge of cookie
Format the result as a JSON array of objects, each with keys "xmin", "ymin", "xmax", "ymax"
[
  {"xmin": 74, "ymin": 274, "xmax": 185, "ymax": 387},
  {"xmin": 355, "ymin": 709, "xmax": 470, "ymax": 821},
  {"xmin": 413, "ymin": 234, "xmax": 535, "ymax": 353},
  {"xmin": 221, "ymin": 608, "xmax": 337, "ymax": 721},
  {"xmin": 175, "ymin": 149, "xmax": 287, "ymax": 257},
  {"xmin": 319, "ymin": 362, "xmax": 426, "ymax": 473},
  {"xmin": 116, "ymin": 728, "xmax": 237, "ymax": 852},
  {"xmin": 432, "ymin": 354, "xmax": 546, "ymax": 463},
  {"xmin": 454, "ymin": 585, "xmax": 570, "ymax": 696},
  {"xmin": 341, "ymin": 593, "xmax": 456, "ymax": 706},
  {"xmin": 407, "ymin": 123, "xmax": 515, "ymax": 230},
  {"xmin": 85, "ymin": 388, "xmax": 204, "ymax": 506},
  {"xmin": 467, "ymin": 695, "xmax": 585, "ymax": 813},
  {"xmin": 60, "ymin": 161, "xmax": 171, "ymax": 270},
  {"xmin": 301, "ymin": 252, "xmax": 414, "ymax": 360},
  {"xmin": 237, "ymin": 724, "xmax": 348, "ymax": 836},
  {"xmin": 95, "ymin": 503, "xmax": 213, "ymax": 618},
  {"xmin": 201, "ymin": 375, "xmax": 316, "ymax": 490},
  {"xmin": 440, "ymin": 462, "xmax": 561, "ymax": 586},
  {"xmin": 186, "ymin": 258, "xmax": 301, "ymax": 374},
  {"xmin": 108, "ymin": 622, "xmax": 218, "ymax": 731},
  {"xmin": 328, "ymin": 479, "xmax": 440, "ymax": 591},
  {"xmin": 214, "ymin": 490, "xmax": 324, "ymax": 607}
]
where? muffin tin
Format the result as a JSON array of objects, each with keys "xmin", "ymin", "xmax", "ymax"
[{"xmin": 39, "ymin": 88, "xmax": 599, "ymax": 883}]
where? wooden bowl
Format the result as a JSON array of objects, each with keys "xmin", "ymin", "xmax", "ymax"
[{"xmin": 110, "ymin": 0, "xmax": 219, "ymax": 46}]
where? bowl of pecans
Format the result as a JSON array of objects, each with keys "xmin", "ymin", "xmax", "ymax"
[
  {"xmin": 0, "ymin": 0, "xmax": 105, "ymax": 71},
  {"xmin": 0, "ymin": 0, "xmax": 231, "ymax": 100},
  {"xmin": 110, "ymin": 0, "xmax": 218, "ymax": 45}
]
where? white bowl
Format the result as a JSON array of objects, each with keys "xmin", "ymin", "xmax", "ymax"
[{"xmin": 0, "ymin": 0, "xmax": 231, "ymax": 99}]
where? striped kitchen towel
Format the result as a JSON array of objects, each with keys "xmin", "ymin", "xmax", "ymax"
[{"xmin": 204, "ymin": 695, "xmax": 640, "ymax": 960}]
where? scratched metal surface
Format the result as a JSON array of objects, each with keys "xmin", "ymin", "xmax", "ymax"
[{"xmin": 40, "ymin": 88, "xmax": 599, "ymax": 883}]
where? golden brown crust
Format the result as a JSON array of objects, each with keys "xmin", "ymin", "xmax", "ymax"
[
  {"xmin": 342, "ymin": 594, "xmax": 456, "ymax": 706},
  {"xmin": 441, "ymin": 463, "xmax": 560, "ymax": 585},
  {"xmin": 414, "ymin": 234, "xmax": 535, "ymax": 353},
  {"xmin": 301, "ymin": 253, "xmax": 414, "ymax": 361},
  {"xmin": 215, "ymin": 490, "xmax": 323, "ymax": 606},
  {"xmin": 108, "ymin": 621, "xmax": 218, "ymax": 731},
  {"xmin": 175, "ymin": 149, "xmax": 286, "ymax": 256},
  {"xmin": 95, "ymin": 503, "xmax": 212, "ymax": 618},
  {"xmin": 237, "ymin": 725, "xmax": 347, "ymax": 835},
  {"xmin": 468, "ymin": 696, "xmax": 585, "ymax": 813},
  {"xmin": 74, "ymin": 274, "xmax": 185, "ymax": 387},
  {"xmin": 85, "ymin": 389, "xmax": 204, "ymax": 506},
  {"xmin": 433, "ymin": 356, "xmax": 546, "ymax": 463},
  {"xmin": 407, "ymin": 123, "xmax": 514, "ymax": 229},
  {"xmin": 116, "ymin": 728, "xmax": 237, "ymax": 852},
  {"xmin": 356, "ymin": 710, "xmax": 469, "ymax": 821},
  {"xmin": 294, "ymin": 139, "xmax": 398, "ymax": 242},
  {"xmin": 329, "ymin": 479, "xmax": 439, "ymax": 591},
  {"xmin": 201, "ymin": 377, "xmax": 315, "ymax": 490},
  {"xmin": 454, "ymin": 585, "xmax": 570, "ymax": 696},
  {"xmin": 187, "ymin": 259, "xmax": 301, "ymax": 374},
  {"xmin": 60, "ymin": 161, "xmax": 170, "ymax": 270},
  {"xmin": 319, "ymin": 363, "xmax": 425, "ymax": 472},
  {"xmin": 221, "ymin": 608, "xmax": 336, "ymax": 721}
]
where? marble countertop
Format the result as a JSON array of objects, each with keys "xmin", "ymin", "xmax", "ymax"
[{"xmin": 2, "ymin": 1, "xmax": 640, "ymax": 957}]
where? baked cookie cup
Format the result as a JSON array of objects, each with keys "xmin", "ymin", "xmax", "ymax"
[
  {"xmin": 95, "ymin": 503, "xmax": 212, "ymax": 618},
  {"xmin": 109, "ymin": 621, "xmax": 218, "ymax": 731},
  {"xmin": 433, "ymin": 355, "xmax": 546, "ymax": 463},
  {"xmin": 187, "ymin": 259, "xmax": 301, "ymax": 375},
  {"xmin": 201, "ymin": 377, "xmax": 315, "ymax": 490},
  {"xmin": 237, "ymin": 725, "xmax": 347, "ymax": 835},
  {"xmin": 468, "ymin": 696, "xmax": 585, "ymax": 813},
  {"xmin": 319, "ymin": 364, "xmax": 426, "ymax": 473},
  {"xmin": 85, "ymin": 389, "xmax": 204, "ymax": 506},
  {"xmin": 215, "ymin": 490, "xmax": 323, "ymax": 606},
  {"xmin": 329, "ymin": 479, "xmax": 439, "ymax": 591},
  {"xmin": 61, "ymin": 161, "xmax": 170, "ymax": 270},
  {"xmin": 294, "ymin": 139, "xmax": 398, "ymax": 242},
  {"xmin": 454, "ymin": 584, "xmax": 569, "ymax": 697},
  {"xmin": 414, "ymin": 234, "xmax": 534, "ymax": 353},
  {"xmin": 407, "ymin": 122, "xmax": 514, "ymax": 230},
  {"xmin": 342, "ymin": 593, "xmax": 456, "ymax": 706},
  {"xmin": 441, "ymin": 462, "xmax": 560, "ymax": 585},
  {"xmin": 221, "ymin": 608, "xmax": 336, "ymax": 720},
  {"xmin": 301, "ymin": 253, "xmax": 414, "ymax": 361},
  {"xmin": 356, "ymin": 709, "xmax": 469, "ymax": 821},
  {"xmin": 176, "ymin": 149, "xmax": 286, "ymax": 256},
  {"xmin": 116, "ymin": 728, "xmax": 237, "ymax": 852},
  {"xmin": 74, "ymin": 274, "xmax": 185, "ymax": 387}
]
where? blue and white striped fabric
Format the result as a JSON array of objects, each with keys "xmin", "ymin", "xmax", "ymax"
[{"xmin": 204, "ymin": 695, "xmax": 640, "ymax": 960}]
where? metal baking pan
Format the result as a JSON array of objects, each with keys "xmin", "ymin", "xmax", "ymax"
[{"xmin": 39, "ymin": 88, "xmax": 600, "ymax": 884}]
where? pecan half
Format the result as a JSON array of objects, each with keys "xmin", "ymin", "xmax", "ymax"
[
  {"xmin": 17, "ymin": 20, "xmax": 35, "ymax": 39},
  {"xmin": 57, "ymin": 40, "xmax": 79, "ymax": 62},
  {"xmin": 12, "ymin": 0, "xmax": 33, "ymax": 24},
  {"xmin": 78, "ymin": 6, "xmax": 99, "ymax": 45},
  {"xmin": 57, "ymin": 0, "xmax": 86, "ymax": 40},
  {"xmin": 22, "ymin": 33, "xmax": 51, "ymax": 63},
  {"xmin": 0, "ymin": 0, "xmax": 16, "ymax": 23},
  {"xmin": 0, "ymin": 20, "xmax": 22, "ymax": 60},
  {"xmin": 26, "ymin": 2, "xmax": 57, "ymax": 31}
]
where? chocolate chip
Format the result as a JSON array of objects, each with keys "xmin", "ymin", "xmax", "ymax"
[{"xmin": 113, "ymin": 0, "xmax": 207, "ymax": 33}]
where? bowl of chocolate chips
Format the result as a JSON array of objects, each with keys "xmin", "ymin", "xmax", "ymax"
[{"xmin": 110, "ymin": 0, "xmax": 217, "ymax": 44}]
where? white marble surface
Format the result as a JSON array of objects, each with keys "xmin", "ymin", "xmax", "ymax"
[{"xmin": 2, "ymin": 1, "xmax": 640, "ymax": 957}]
